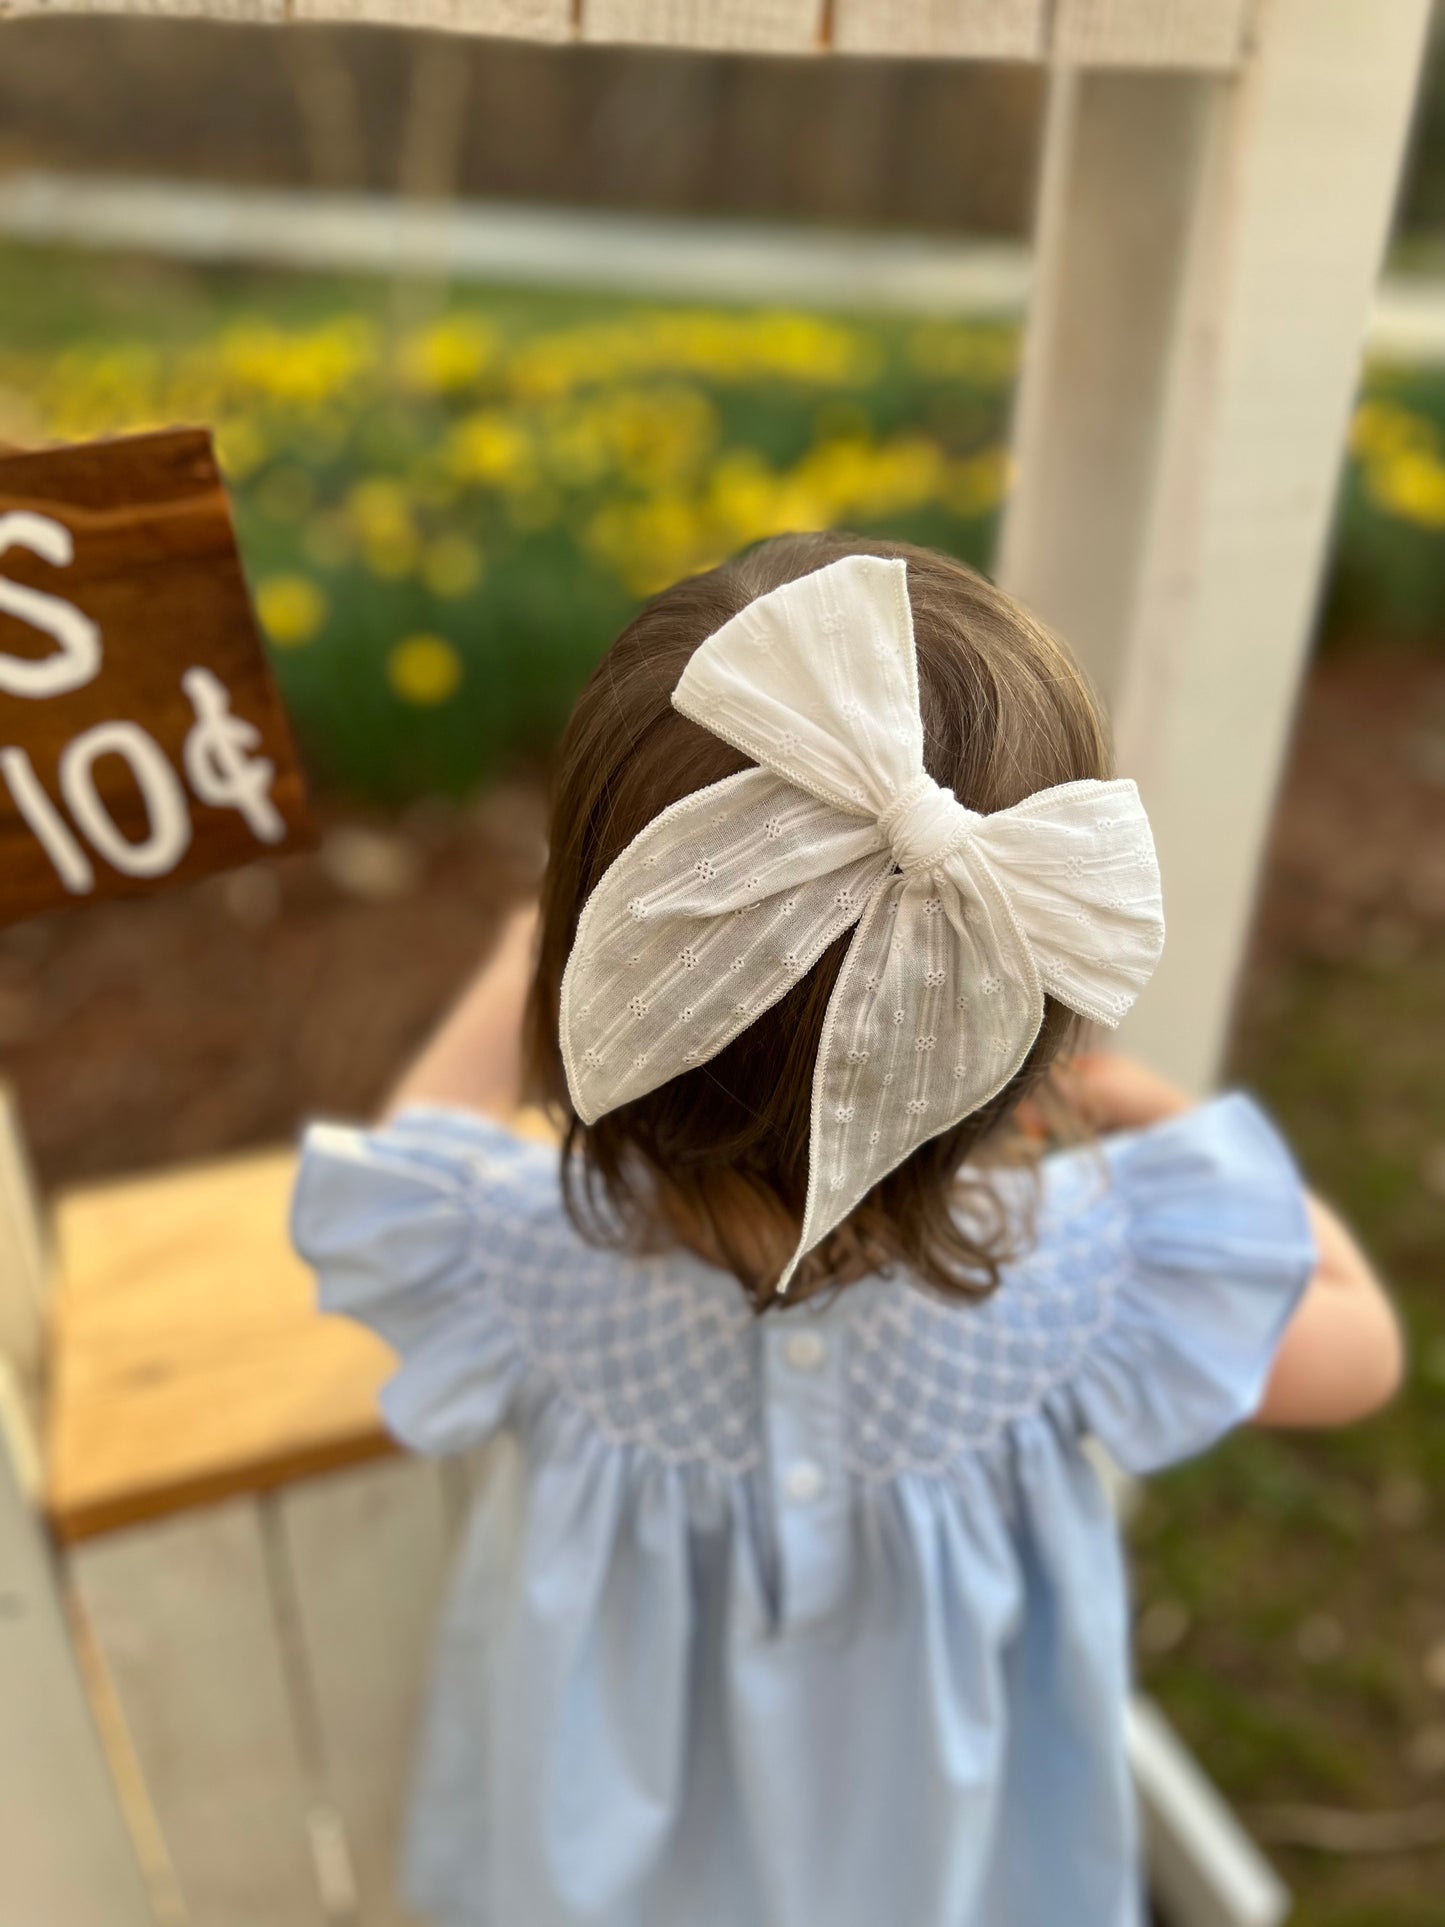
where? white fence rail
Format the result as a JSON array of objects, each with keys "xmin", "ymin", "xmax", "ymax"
[{"xmin": 0, "ymin": 0, "xmax": 1255, "ymax": 68}]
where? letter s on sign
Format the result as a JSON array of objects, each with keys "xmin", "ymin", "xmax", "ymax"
[{"xmin": 0, "ymin": 511, "xmax": 102, "ymax": 698}]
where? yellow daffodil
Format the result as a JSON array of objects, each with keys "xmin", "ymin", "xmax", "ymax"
[
  {"xmin": 347, "ymin": 476, "xmax": 413, "ymax": 539},
  {"xmin": 219, "ymin": 317, "xmax": 376, "ymax": 408},
  {"xmin": 1367, "ymin": 448, "xmax": 1445, "ymax": 529},
  {"xmin": 505, "ymin": 308, "xmax": 878, "ymax": 401},
  {"xmin": 1349, "ymin": 401, "xmax": 1434, "ymax": 464},
  {"xmin": 398, "ymin": 316, "xmax": 499, "ymax": 394},
  {"xmin": 446, "ymin": 411, "xmax": 537, "ymax": 488},
  {"xmin": 256, "ymin": 574, "xmax": 328, "ymax": 648},
  {"xmin": 388, "ymin": 634, "xmax": 464, "ymax": 705}
]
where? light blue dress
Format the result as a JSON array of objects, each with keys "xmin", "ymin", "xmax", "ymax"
[{"xmin": 291, "ymin": 1092, "xmax": 1315, "ymax": 1927}]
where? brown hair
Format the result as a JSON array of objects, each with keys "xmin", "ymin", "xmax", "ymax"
[{"xmin": 523, "ymin": 532, "xmax": 1109, "ymax": 1311}]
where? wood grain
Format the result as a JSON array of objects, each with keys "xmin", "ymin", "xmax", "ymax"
[
  {"xmin": 281, "ymin": 1461, "xmax": 455, "ymax": 1927},
  {"xmin": 1, "ymin": 0, "xmax": 1260, "ymax": 66},
  {"xmin": 70, "ymin": 1500, "xmax": 324, "ymax": 1927},
  {"xmin": 0, "ymin": 428, "xmax": 312, "ymax": 926},
  {"xmin": 0, "ymin": 1437, "xmax": 157, "ymax": 1927},
  {"xmin": 46, "ymin": 1148, "xmax": 395, "ymax": 1542},
  {"xmin": 0, "ymin": 1078, "xmax": 47, "ymax": 1400},
  {"xmin": 832, "ymin": 0, "xmax": 1045, "ymax": 60},
  {"xmin": 45, "ymin": 1106, "xmax": 558, "ymax": 1542},
  {"xmin": 1052, "ymin": 0, "xmax": 1252, "ymax": 71},
  {"xmin": 287, "ymin": 0, "xmax": 572, "ymax": 34},
  {"xmin": 580, "ymin": 0, "xmax": 823, "ymax": 53}
]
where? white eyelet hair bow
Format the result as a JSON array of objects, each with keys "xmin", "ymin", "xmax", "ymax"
[{"xmin": 561, "ymin": 555, "xmax": 1164, "ymax": 1295}]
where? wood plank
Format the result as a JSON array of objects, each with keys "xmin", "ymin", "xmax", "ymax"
[
  {"xmin": 69, "ymin": 1500, "xmax": 320, "ymax": 1927},
  {"xmin": 0, "ymin": 1077, "xmax": 47, "ymax": 1398},
  {"xmin": 0, "ymin": 0, "xmax": 1255, "ymax": 64},
  {"xmin": 287, "ymin": 0, "xmax": 573, "ymax": 36},
  {"xmin": 832, "ymin": 0, "xmax": 1045, "ymax": 61},
  {"xmin": 0, "ymin": 1, "xmax": 284, "ymax": 18},
  {"xmin": 46, "ymin": 1105, "xmax": 558, "ymax": 1541},
  {"xmin": 0, "ymin": 430, "xmax": 312, "ymax": 927},
  {"xmin": 1052, "ymin": 0, "xmax": 1252, "ymax": 71},
  {"xmin": 46, "ymin": 1147, "xmax": 396, "ymax": 1543},
  {"xmin": 580, "ymin": 0, "xmax": 824, "ymax": 54},
  {"xmin": 998, "ymin": 71, "xmax": 1214, "ymax": 696},
  {"xmin": 0, "ymin": 1438, "xmax": 157, "ymax": 1927},
  {"xmin": 1000, "ymin": 1, "xmax": 1431, "ymax": 1091},
  {"xmin": 281, "ymin": 1461, "xmax": 455, "ymax": 1927}
]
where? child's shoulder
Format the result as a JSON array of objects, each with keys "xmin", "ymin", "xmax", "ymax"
[
  {"xmin": 1028, "ymin": 1091, "xmax": 1316, "ymax": 1466},
  {"xmin": 292, "ymin": 1102, "xmax": 760, "ymax": 1462},
  {"xmin": 292, "ymin": 1094, "xmax": 1316, "ymax": 1480},
  {"xmin": 815, "ymin": 1092, "xmax": 1317, "ymax": 1478}
]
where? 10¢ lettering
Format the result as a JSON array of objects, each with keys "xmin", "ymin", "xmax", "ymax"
[{"xmin": 0, "ymin": 509, "xmax": 284, "ymax": 895}]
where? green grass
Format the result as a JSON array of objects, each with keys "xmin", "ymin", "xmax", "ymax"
[{"xmin": 1135, "ymin": 945, "xmax": 1445, "ymax": 1920}]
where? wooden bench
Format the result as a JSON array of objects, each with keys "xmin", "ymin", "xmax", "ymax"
[
  {"xmin": 43, "ymin": 1139, "xmax": 438, "ymax": 1927},
  {"xmin": 42, "ymin": 1114, "xmax": 549, "ymax": 1927},
  {"xmin": 47, "ymin": 1149, "xmax": 397, "ymax": 1545}
]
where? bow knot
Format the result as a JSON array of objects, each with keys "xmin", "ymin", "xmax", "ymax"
[{"xmin": 878, "ymin": 772, "xmax": 980, "ymax": 874}]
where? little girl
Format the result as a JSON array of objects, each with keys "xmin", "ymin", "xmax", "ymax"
[{"xmin": 293, "ymin": 534, "xmax": 1401, "ymax": 1927}]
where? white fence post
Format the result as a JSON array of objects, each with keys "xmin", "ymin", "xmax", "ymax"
[
  {"xmin": 1001, "ymin": 0, "xmax": 1432, "ymax": 1090},
  {"xmin": 0, "ymin": 1433, "xmax": 157, "ymax": 1927},
  {"xmin": 0, "ymin": 1081, "xmax": 47, "ymax": 1417}
]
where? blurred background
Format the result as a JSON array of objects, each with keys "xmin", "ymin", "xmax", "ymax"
[{"xmin": 1, "ymin": 10, "xmax": 1443, "ymax": 1924}]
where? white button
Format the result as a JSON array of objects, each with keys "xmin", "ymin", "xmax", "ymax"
[
  {"xmin": 783, "ymin": 1329, "xmax": 828, "ymax": 1373},
  {"xmin": 782, "ymin": 1459, "xmax": 825, "ymax": 1505}
]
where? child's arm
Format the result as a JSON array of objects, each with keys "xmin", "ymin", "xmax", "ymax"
[
  {"xmin": 1055, "ymin": 1054, "xmax": 1405, "ymax": 1428},
  {"xmin": 383, "ymin": 902, "xmax": 539, "ymax": 1122},
  {"xmin": 1251, "ymin": 1193, "xmax": 1403, "ymax": 1426}
]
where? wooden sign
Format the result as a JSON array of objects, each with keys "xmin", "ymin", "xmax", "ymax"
[{"xmin": 0, "ymin": 429, "xmax": 311, "ymax": 926}]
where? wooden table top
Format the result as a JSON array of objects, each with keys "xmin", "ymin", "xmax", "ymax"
[{"xmin": 45, "ymin": 1112, "xmax": 556, "ymax": 1543}]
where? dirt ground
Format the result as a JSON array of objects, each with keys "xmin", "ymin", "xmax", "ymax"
[
  {"xmin": 4, "ymin": 647, "xmax": 1441, "ymax": 1194},
  {"xmin": 0, "ymin": 779, "xmax": 547, "ymax": 1190},
  {"xmin": 1235, "ymin": 650, "xmax": 1445, "ymax": 996}
]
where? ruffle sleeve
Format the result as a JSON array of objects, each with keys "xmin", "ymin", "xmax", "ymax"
[
  {"xmin": 290, "ymin": 1107, "xmax": 555, "ymax": 1454},
  {"xmin": 1072, "ymin": 1093, "xmax": 1317, "ymax": 1475}
]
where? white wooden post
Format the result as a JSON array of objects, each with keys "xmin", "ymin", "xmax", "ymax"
[
  {"xmin": 1000, "ymin": 0, "xmax": 1432, "ymax": 1090},
  {"xmin": 0, "ymin": 1081, "xmax": 47, "ymax": 1418},
  {"xmin": 0, "ymin": 1435, "xmax": 157, "ymax": 1927},
  {"xmin": 70, "ymin": 1501, "xmax": 325, "ymax": 1927},
  {"xmin": 280, "ymin": 1460, "xmax": 456, "ymax": 1927}
]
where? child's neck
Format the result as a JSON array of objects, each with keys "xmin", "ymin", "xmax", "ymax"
[{"xmin": 653, "ymin": 1173, "xmax": 875, "ymax": 1302}]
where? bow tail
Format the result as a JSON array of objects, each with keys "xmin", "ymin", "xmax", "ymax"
[
  {"xmin": 561, "ymin": 766, "xmax": 894, "ymax": 1125},
  {"xmin": 779, "ymin": 857, "xmax": 1043, "ymax": 1294}
]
